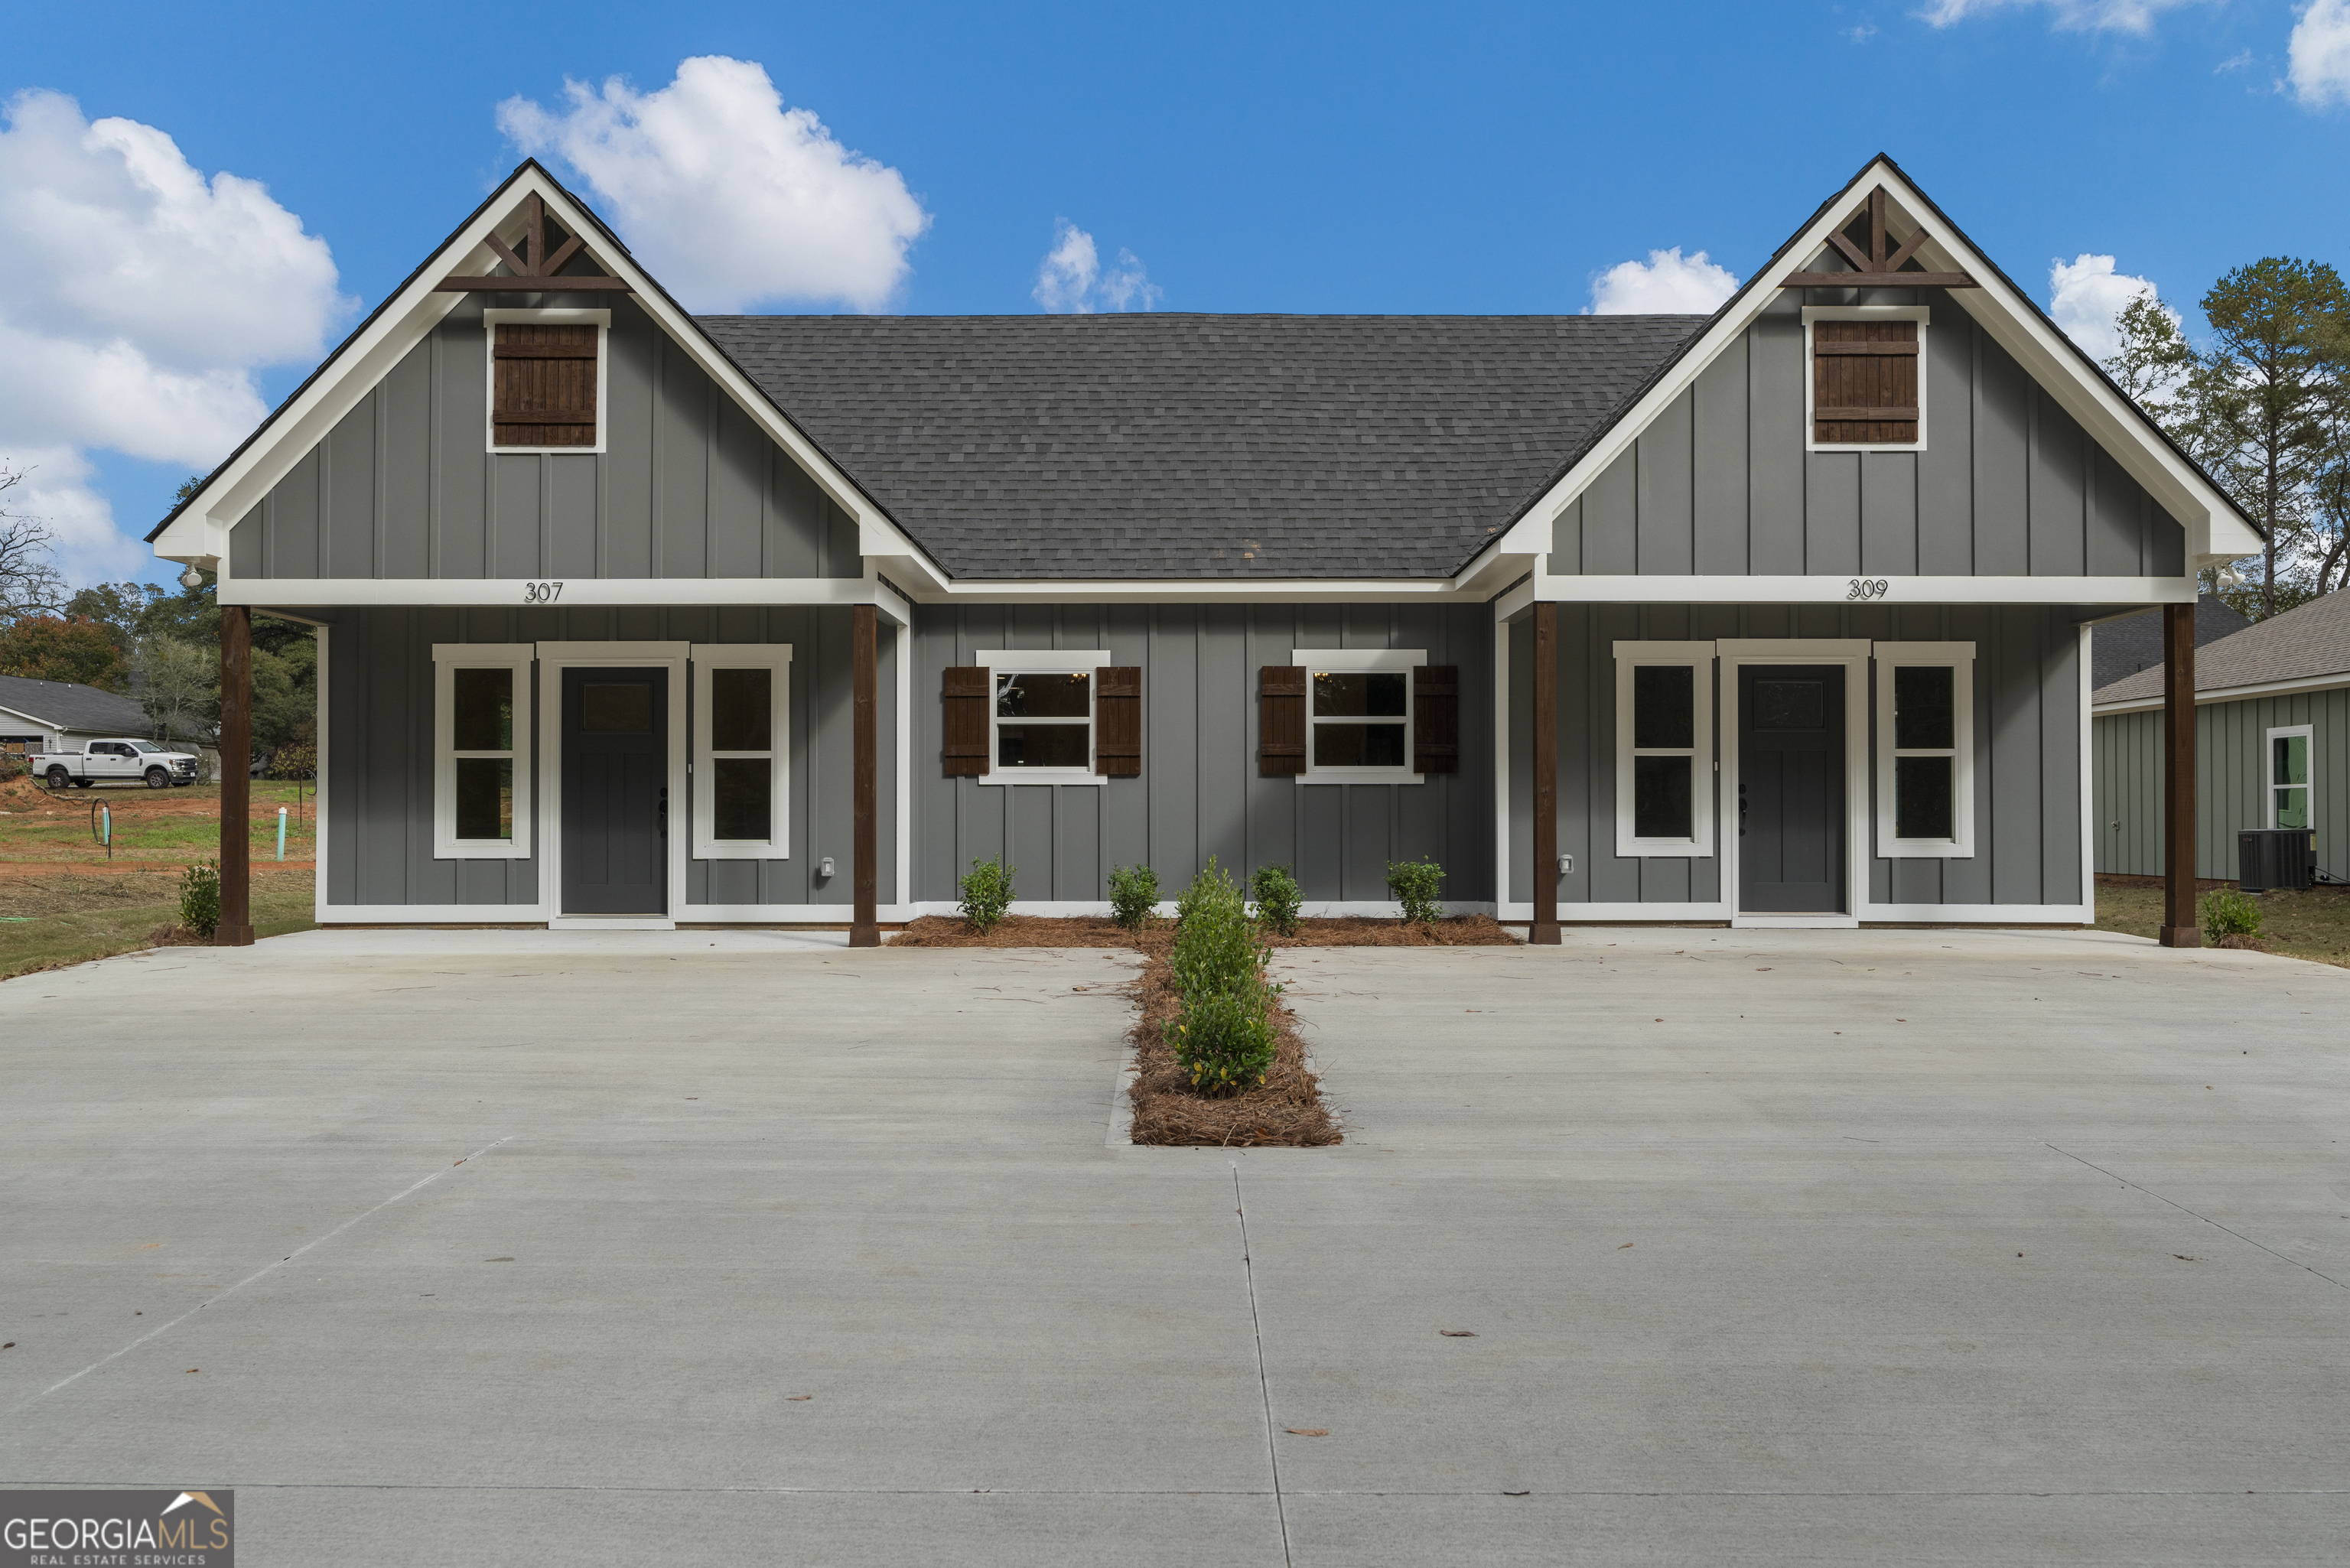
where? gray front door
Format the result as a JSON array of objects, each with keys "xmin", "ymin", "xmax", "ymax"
[
  {"xmin": 1737, "ymin": 665, "xmax": 1845, "ymax": 913},
  {"xmin": 561, "ymin": 667, "xmax": 667, "ymax": 915}
]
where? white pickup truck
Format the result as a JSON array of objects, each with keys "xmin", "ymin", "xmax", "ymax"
[{"xmin": 30, "ymin": 739, "xmax": 202, "ymax": 789}]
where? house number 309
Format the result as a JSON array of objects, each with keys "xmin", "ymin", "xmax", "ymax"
[
  {"xmin": 1846, "ymin": 577, "xmax": 1890, "ymax": 601},
  {"xmin": 523, "ymin": 581, "xmax": 565, "ymax": 603}
]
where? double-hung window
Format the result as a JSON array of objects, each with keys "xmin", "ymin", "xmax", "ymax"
[
  {"xmin": 977, "ymin": 649, "xmax": 1108, "ymax": 782},
  {"xmin": 1873, "ymin": 642, "xmax": 1974, "ymax": 857},
  {"xmin": 1295, "ymin": 649, "xmax": 1423, "ymax": 782},
  {"xmin": 2267, "ymin": 724, "xmax": 2313, "ymax": 830},
  {"xmin": 1613, "ymin": 642, "xmax": 1715, "ymax": 856},
  {"xmin": 691, "ymin": 646, "xmax": 791, "ymax": 857},
  {"xmin": 433, "ymin": 644, "xmax": 534, "ymax": 858}
]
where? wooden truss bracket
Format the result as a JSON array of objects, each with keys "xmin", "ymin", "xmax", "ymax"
[
  {"xmin": 1781, "ymin": 187, "xmax": 1977, "ymax": 290},
  {"xmin": 435, "ymin": 194, "xmax": 632, "ymax": 293}
]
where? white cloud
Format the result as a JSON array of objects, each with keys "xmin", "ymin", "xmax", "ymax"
[
  {"xmin": 2289, "ymin": 0, "xmax": 2350, "ymax": 105},
  {"xmin": 1587, "ymin": 248, "xmax": 1740, "ymax": 315},
  {"xmin": 1032, "ymin": 220, "xmax": 1162, "ymax": 314},
  {"xmin": 2, "ymin": 447, "xmax": 155, "ymax": 587},
  {"xmin": 0, "ymin": 89, "xmax": 347, "ymax": 583},
  {"xmin": 2048, "ymin": 253, "xmax": 2163, "ymax": 362},
  {"xmin": 1918, "ymin": 0, "xmax": 2208, "ymax": 33},
  {"xmin": 499, "ymin": 57, "xmax": 930, "ymax": 313}
]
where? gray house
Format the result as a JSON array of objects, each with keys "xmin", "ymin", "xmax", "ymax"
[
  {"xmin": 0, "ymin": 675, "xmax": 154, "ymax": 763},
  {"xmin": 2094, "ymin": 589, "xmax": 2350, "ymax": 884},
  {"xmin": 148, "ymin": 155, "xmax": 2257, "ymax": 943}
]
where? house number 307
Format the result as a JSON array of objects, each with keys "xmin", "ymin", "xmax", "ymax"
[
  {"xmin": 523, "ymin": 581, "xmax": 565, "ymax": 603},
  {"xmin": 1846, "ymin": 577, "xmax": 1890, "ymax": 600}
]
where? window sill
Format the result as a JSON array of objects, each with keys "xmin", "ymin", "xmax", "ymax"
[
  {"xmin": 695, "ymin": 844, "xmax": 789, "ymax": 860},
  {"xmin": 979, "ymin": 770, "xmax": 1104, "ymax": 786},
  {"xmin": 1304, "ymin": 769, "xmax": 1424, "ymax": 785},
  {"xmin": 435, "ymin": 842, "xmax": 531, "ymax": 860},
  {"xmin": 1879, "ymin": 841, "xmax": 1974, "ymax": 860},
  {"xmin": 1618, "ymin": 839, "xmax": 1714, "ymax": 858}
]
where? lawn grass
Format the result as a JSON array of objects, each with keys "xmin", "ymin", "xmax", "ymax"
[
  {"xmin": 0, "ymin": 873, "xmax": 316, "ymax": 982},
  {"xmin": 2097, "ymin": 878, "xmax": 2350, "ymax": 969},
  {"xmin": 0, "ymin": 777, "xmax": 317, "ymax": 864}
]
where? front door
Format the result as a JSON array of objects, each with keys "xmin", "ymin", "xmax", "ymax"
[
  {"xmin": 561, "ymin": 667, "xmax": 668, "ymax": 915},
  {"xmin": 1737, "ymin": 665, "xmax": 1845, "ymax": 913}
]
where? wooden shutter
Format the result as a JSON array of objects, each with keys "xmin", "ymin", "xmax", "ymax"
[
  {"xmin": 1413, "ymin": 665, "xmax": 1459, "ymax": 775},
  {"xmin": 1259, "ymin": 665, "xmax": 1306, "ymax": 776},
  {"xmin": 942, "ymin": 666, "xmax": 991, "ymax": 776},
  {"xmin": 1811, "ymin": 319, "xmax": 1918, "ymax": 445},
  {"xmin": 493, "ymin": 324, "xmax": 599, "ymax": 447},
  {"xmin": 1095, "ymin": 667, "xmax": 1141, "ymax": 776}
]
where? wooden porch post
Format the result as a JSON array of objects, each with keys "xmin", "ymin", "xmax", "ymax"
[
  {"xmin": 1530, "ymin": 602, "xmax": 1561, "ymax": 945},
  {"xmin": 2158, "ymin": 600, "xmax": 2200, "ymax": 948},
  {"xmin": 849, "ymin": 604, "xmax": 880, "ymax": 948},
  {"xmin": 216, "ymin": 605, "xmax": 255, "ymax": 947}
]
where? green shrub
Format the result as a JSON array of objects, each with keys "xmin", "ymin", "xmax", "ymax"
[
  {"xmin": 2200, "ymin": 887, "xmax": 2263, "ymax": 940},
  {"xmin": 1107, "ymin": 863, "xmax": 1160, "ymax": 931},
  {"xmin": 1166, "ymin": 863, "xmax": 1278, "ymax": 1095},
  {"xmin": 179, "ymin": 860, "xmax": 221, "ymax": 939},
  {"xmin": 959, "ymin": 855, "xmax": 1015, "ymax": 932},
  {"xmin": 1249, "ymin": 863, "xmax": 1303, "ymax": 937},
  {"xmin": 1385, "ymin": 857, "xmax": 1445, "ymax": 925}
]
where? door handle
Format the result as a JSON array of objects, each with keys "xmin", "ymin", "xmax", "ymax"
[
  {"xmin": 1738, "ymin": 782, "xmax": 1747, "ymax": 838},
  {"xmin": 658, "ymin": 786, "xmax": 668, "ymax": 838}
]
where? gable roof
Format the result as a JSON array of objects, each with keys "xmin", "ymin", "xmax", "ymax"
[
  {"xmin": 1483, "ymin": 153, "xmax": 2264, "ymax": 574},
  {"xmin": 701, "ymin": 313, "xmax": 1703, "ymax": 580},
  {"xmin": 2094, "ymin": 590, "xmax": 2350, "ymax": 707},
  {"xmin": 0, "ymin": 675, "xmax": 150, "ymax": 735}
]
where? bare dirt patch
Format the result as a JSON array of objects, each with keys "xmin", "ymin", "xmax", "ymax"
[{"xmin": 891, "ymin": 913, "xmax": 1513, "ymax": 1147}]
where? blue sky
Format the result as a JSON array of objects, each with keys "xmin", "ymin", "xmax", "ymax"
[{"xmin": 5, "ymin": 0, "xmax": 2347, "ymax": 588}]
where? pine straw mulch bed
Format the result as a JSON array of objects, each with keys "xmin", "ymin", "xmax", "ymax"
[{"xmin": 890, "ymin": 913, "xmax": 1517, "ymax": 1147}]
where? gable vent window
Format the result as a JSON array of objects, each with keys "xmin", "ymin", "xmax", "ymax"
[
  {"xmin": 486, "ymin": 308, "xmax": 608, "ymax": 453},
  {"xmin": 1804, "ymin": 307, "xmax": 1925, "ymax": 452}
]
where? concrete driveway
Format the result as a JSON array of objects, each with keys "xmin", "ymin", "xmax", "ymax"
[{"xmin": 3, "ymin": 926, "xmax": 2346, "ymax": 1565}]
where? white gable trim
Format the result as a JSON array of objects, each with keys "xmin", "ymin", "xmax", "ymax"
[
  {"xmin": 1493, "ymin": 158, "xmax": 2259, "ymax": 572},
  {"xmin": 151, "ymin": 165, "xmax": 945, "ymax": 592}
]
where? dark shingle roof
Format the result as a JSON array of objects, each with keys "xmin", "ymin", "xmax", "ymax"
[
  {"xmin": 698, "ymin": 313, "xmax": 1705, "ymax": 581},
  {"xmin": 2094, "ymin": 590, "xmax": 2350, "ymax": 706},
  {"xmin": 0, "ymin": 675, "xmax": 149, "ymax": 735},
  {"xmin": 2090, "ymin": 598, "xmax": 2251, "ymax": 690}
]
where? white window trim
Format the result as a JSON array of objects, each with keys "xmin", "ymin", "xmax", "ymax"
[
  {"xmin": 689, "ymin": 644, "xmax": 792, "ymax": 860},
  {"xmin": 974, "ymin": 649, "xmax": 1111, "ymax": 786},
  {"xmin": 1291, "ymin": 647, "xmax": 1426, "ymax": 783},
  {"xmin": 1873, "ymin": 641, "xmax": 1975, "ymax": 859},
  {"xmin": 1802, "ymin": 304, "xmax": 1930, "ymax": 455},
  {"xmin": 432, "ymin": 642, "xmax": 534, "ymax": 859},
  {"xmin": 483, "ymin": 307, "xmax": 611, "ymax": 455},
  {"xmin": 2266, "ymin": 723, "xmax": 2314, "ymax": 830},
  {"xmin": 1613, "ymin": 641, "xmax": 1716, "ymax": 858}
]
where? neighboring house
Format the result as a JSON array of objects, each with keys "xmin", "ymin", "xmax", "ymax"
[
  {"xmin": 2093, "ymin": 590, "xmax": 2350, "ymax": 883},
  {"xmin": 2091, "ymin": 597, "xmax": 2247, "ymax": 691},
  {"xmin": 146, "ymin": 154, "xmax": 2257, "ymax": 935},
  {"xmin": 0, "ymin": 675, "xmax": 154, "ymax": 763}
]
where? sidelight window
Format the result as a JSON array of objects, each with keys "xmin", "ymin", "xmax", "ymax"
[
  {"xmin": 691, "ymin": 646, "xmax": 791, "ymax": 858},
  {"xmin": 433, "ymin": 644, "xmax": 535, "ymax": 858},
  {"xmin": 2267, "ymin": 725, "xmax": 2313, "ymax": 831},
  {"xmin": 1872, "ymin": 642, "xmax": 1974, "ymax": 858},
  {"xmin": 1613, "ymin": 642, "xmax": 1716, "ymax": 857}
]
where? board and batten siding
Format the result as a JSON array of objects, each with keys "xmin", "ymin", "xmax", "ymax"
[
  {"xmin": 1507, "ymin": 603, "xmax": 2088, "ymax": 908},
  {"xmin": 2092, "ymin": 688, "xmax": 2350, "ymax": 880},
  {"xmin": 910, "ymin": 603, "xmax": 1494, "ymax": 905},
  {"xmin": 1552, "ymin": 291, "xmax": 2188, "ymax": 579},
  {"xmin": 318, "ymin": 604, "xmax": 897, "ymax": 909},
  {"xmin": 228, "ymin": 295, "xmax": 864, "ymax": 583}
]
